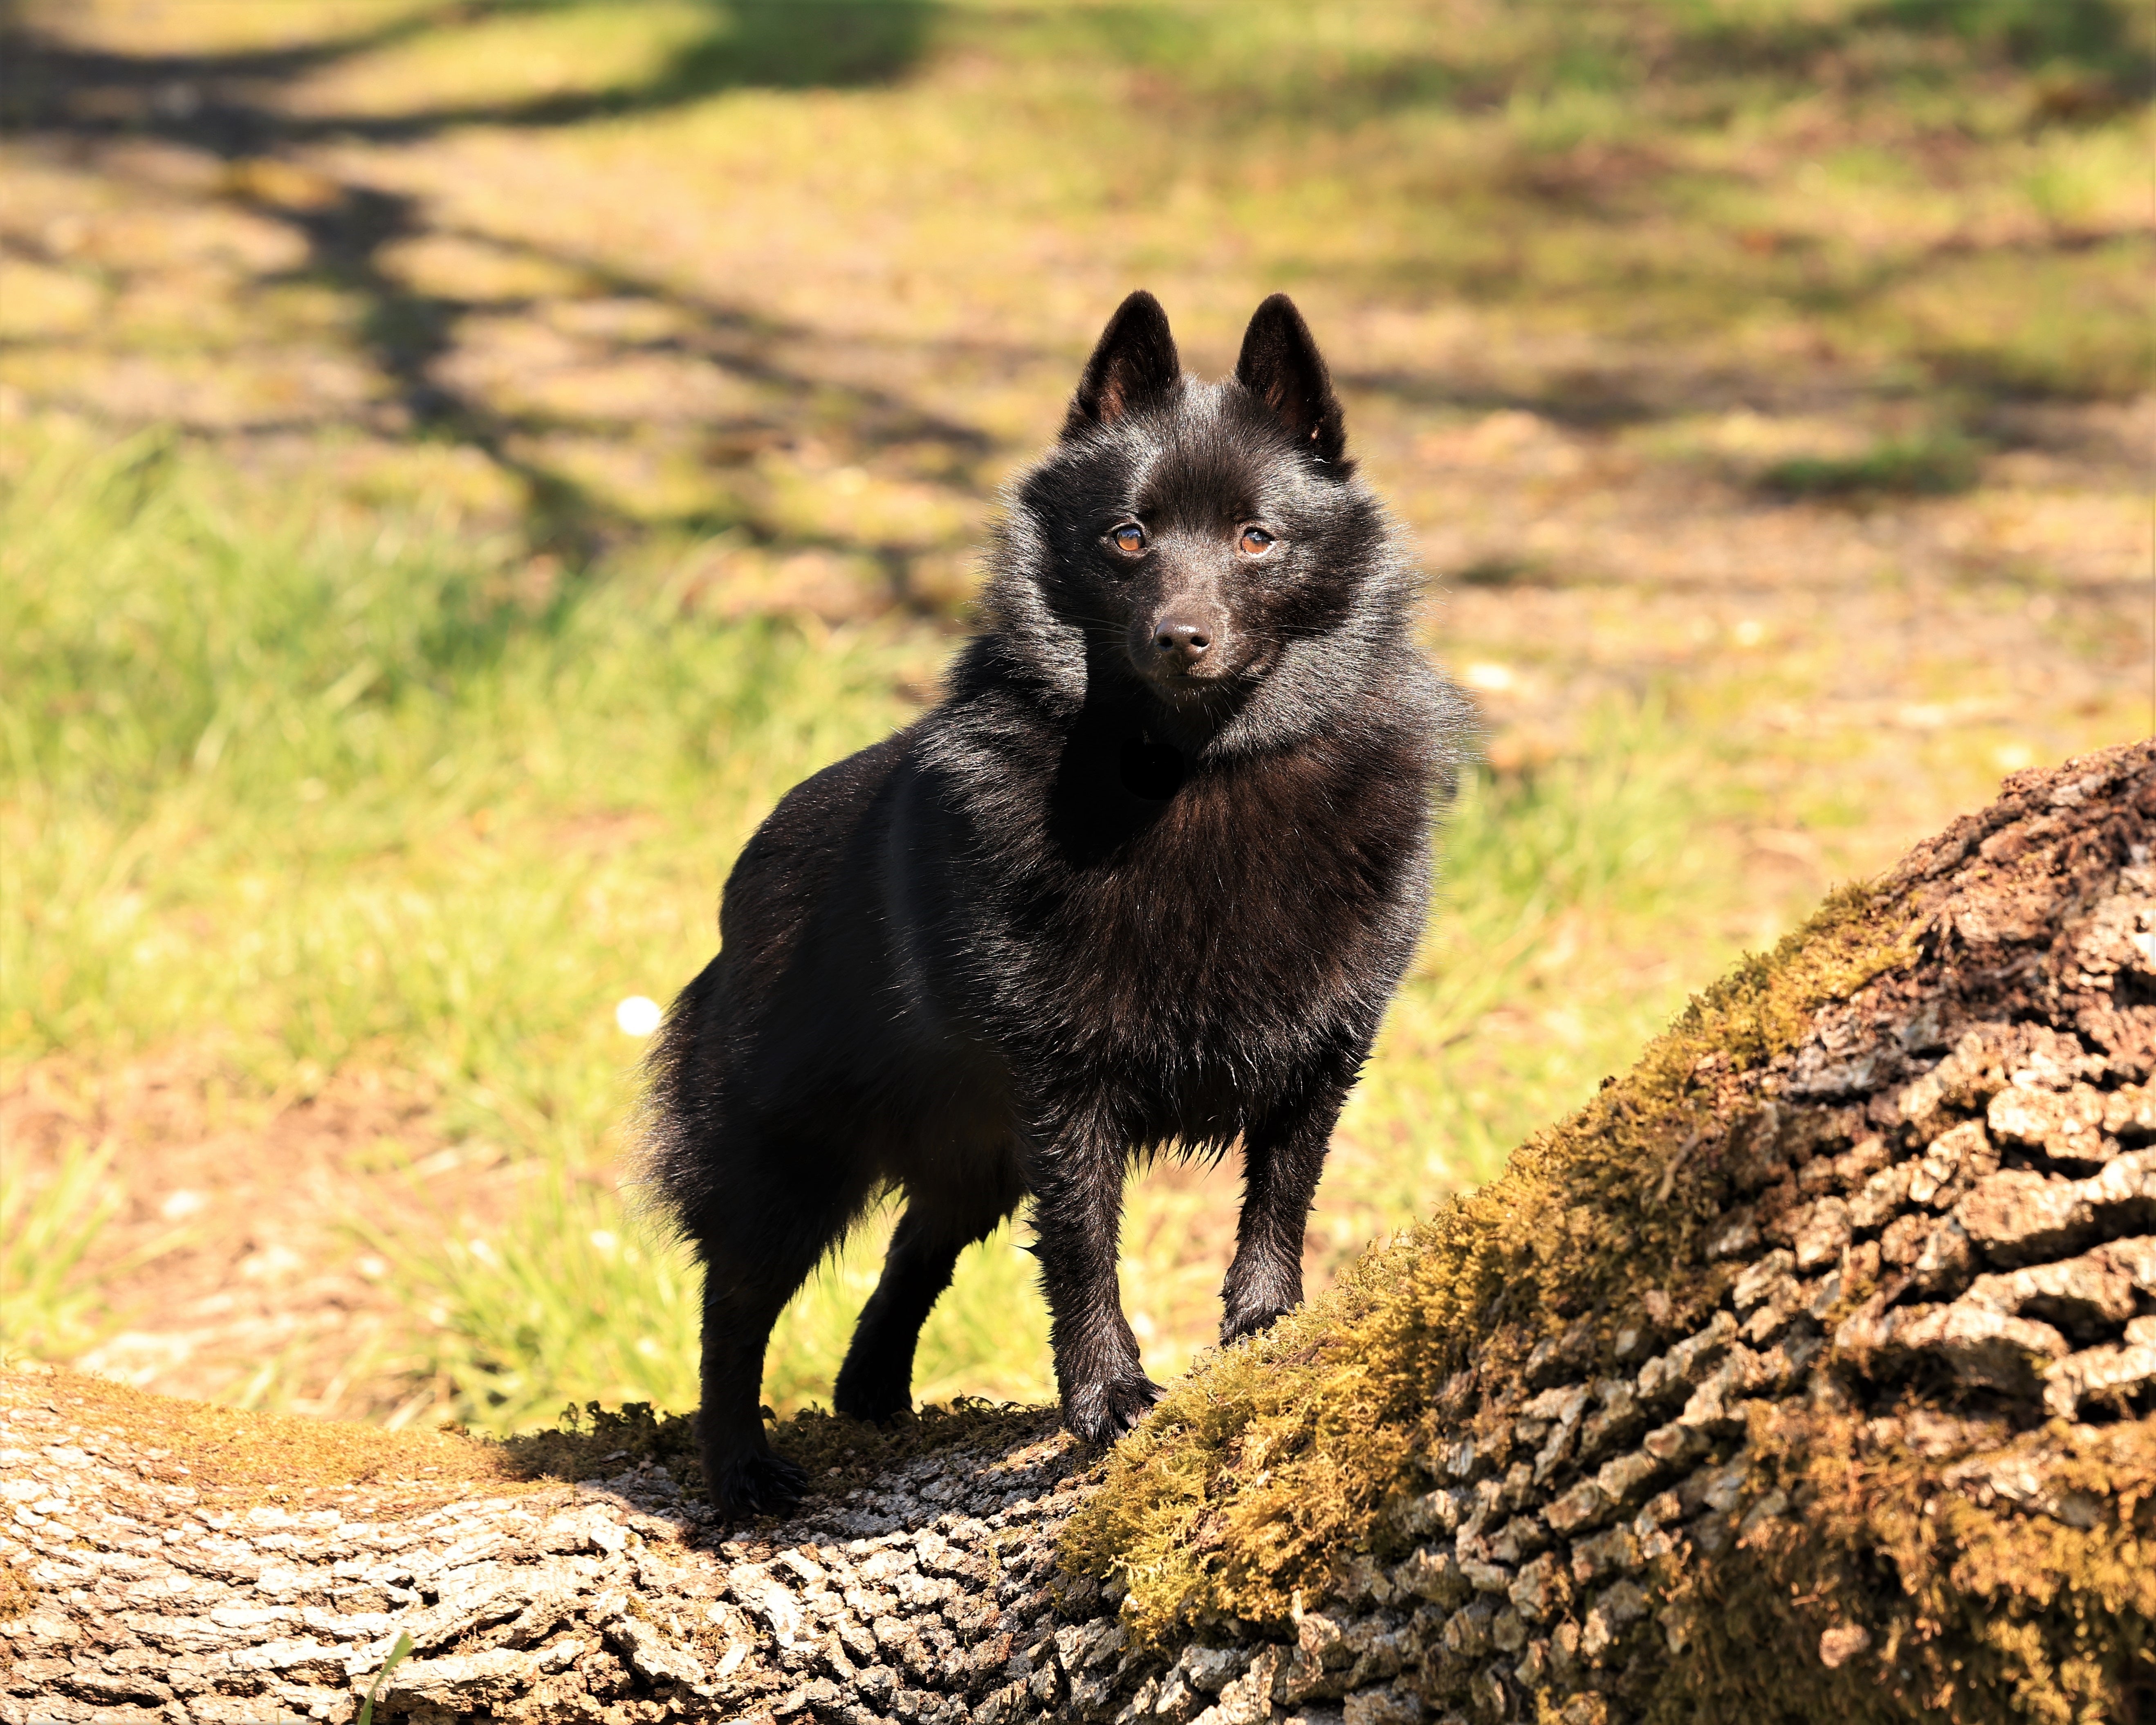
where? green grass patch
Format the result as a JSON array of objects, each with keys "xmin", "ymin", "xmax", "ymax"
[
  {"xmin": 1, "ymin": 415, "xmax": 1785, "ymax": 1431},
  {"xmin": 0, "ymin": 1140, "xmax": 128, "ymax": 1361},
  {"xmin": 1759, "ymin": 431, "xmax": 1982, "ymax": 499},
  {"xmin": 0, "ymin": 427, "xmax": 931, "ymax": 1108},
  {"xmin": 7, "ymin": 0, "xmax": 2143, "ymax": 1436}
]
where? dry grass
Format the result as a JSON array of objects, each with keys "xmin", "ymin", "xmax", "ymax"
[{"xmin": 0, "ymin": 1364, "xmax": 513, "ymax": 1511}]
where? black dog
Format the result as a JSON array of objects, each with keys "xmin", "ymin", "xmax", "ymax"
[{"xmin": 642, "ymin": 291, "xmax": 1466, "ymax": 1517}]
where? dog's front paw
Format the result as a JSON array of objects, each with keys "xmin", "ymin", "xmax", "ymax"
[
  {"xmin": 1064, "ymin": 1372, "xmax": 1163, "ymax": 1446},
  {"xmin": 704, "ymin": 1447, "xmax": 809, "ymax": 1521},
  {"xmin": 832, "ymin": 1366, "xmax": 912, "ymax": 1426},
  {"xmin": 1218, "ymin": 1301, "xmax": 1293, "ymax": 1347}
]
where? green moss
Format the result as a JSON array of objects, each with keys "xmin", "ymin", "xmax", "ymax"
[
  {"xmin": 1650, "ymin": 1407, "xmax": 2156, "ymax": 1724},
  {"xmin": 1061, "ymin": 883, "xmax": 1914, "ymax": 1643},
  {"xmin": 0, "ymin": 1368, "xmax": 1050, "ymax": 1532},
  {"xmin": 1064, "ymin": 815, "xmax": 2156, "ymax": 1718},
  {"xmin": 0, "ymin": 1367, "xmax": 518, "ymax": 1513}
]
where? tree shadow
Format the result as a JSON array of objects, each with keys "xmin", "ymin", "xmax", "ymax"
[
  {"xmin": 1636, "ymin": 0, "xmax": 2152, "ymax": 103},
  {"xmin": 1069, "ymin": 0, "xmax": 2152, "ymax": 134},
  {"xmin": 0, "ymin": 0, "xmax": 996, "ymax": 589},
  {"xmin": 620, "ymin": 0, "xmax": 936, "ymax": 97},
  {"xmin": 1860, "ymin": 0, "xmax": 2151, "ymax": 87},
  {"xmin": 0, "ymin": 1, "xmax": 941, "ymax": 140}
]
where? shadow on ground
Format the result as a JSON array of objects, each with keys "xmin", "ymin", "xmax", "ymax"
[{"xmin": 0, "ymin": 0, "xmax": 973, "ymax": 569}]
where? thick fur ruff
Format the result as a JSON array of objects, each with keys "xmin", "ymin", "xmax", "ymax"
[{"xmin": 639, "ymin": 292, "xmax": 1472, "ymax": 1518}]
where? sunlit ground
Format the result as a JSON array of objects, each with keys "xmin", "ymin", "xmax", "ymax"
[{"xmin": 2, "ymin": 0, "xmax": 2149, "ymax": 1430}]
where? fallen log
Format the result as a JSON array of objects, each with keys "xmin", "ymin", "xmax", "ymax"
[
  {"xmin": 4, "ymin": 740, "xmax": 2152, "ymax": 1725},
  {"xmin": 0, "ymin": 1382, "xmax": 1093, "ymax": 1724}
]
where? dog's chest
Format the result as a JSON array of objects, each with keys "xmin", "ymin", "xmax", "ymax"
[{"xmin": 1025, "ymin": 760, "xmax": 1419, "ymax": 1054}]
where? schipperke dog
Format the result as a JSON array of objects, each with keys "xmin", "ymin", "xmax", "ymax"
[{"xmin": 642, "ymin": 291, "xmax": 1466, "ymax": 1517}]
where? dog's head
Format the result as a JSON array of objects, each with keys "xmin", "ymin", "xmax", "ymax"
[{"xmin": 989, "ymin": 292, "xmax": 1416, "ymax": 753}]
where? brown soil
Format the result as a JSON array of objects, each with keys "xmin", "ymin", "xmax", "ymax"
[{"xmin": 1, "ymin": 1052, "xmax": 514, "ymax": 1424}]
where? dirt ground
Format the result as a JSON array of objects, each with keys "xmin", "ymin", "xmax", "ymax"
[{"xmin": 1, "ymin": 1052, "xmax": 492, "ymax": 1421}]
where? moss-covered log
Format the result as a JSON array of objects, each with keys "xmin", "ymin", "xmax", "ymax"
[{"xmin": 4, "ymin": 741, "xmax": 2151, "ymax": 1725}]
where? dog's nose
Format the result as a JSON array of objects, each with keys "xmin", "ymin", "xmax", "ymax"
[{"xmin": 1151, "ymin": 620, "xmax": 1211, "ymax": 666}]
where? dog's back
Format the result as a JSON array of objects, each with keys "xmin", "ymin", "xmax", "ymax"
[
  {"xmin": 646, "ymin": 731, "xmax": 1010, "ymax": 1215},
  {"xmin": 645, "ymin": 291, "xmax": 1466, "ymax": 1516}
]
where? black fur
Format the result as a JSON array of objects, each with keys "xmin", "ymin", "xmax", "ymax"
[{"xmin": 640, "ymin": 291, "xmax": 1470, "ymax": 1519}]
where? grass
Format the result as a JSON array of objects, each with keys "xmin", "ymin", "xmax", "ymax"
[
  {"xmin": 357, "ymin": 1631, "xmax": 415, "ymax": 1725},
  {"xmin": 1, "ymin": 430, "xmax": 927, "ymax": 1105},
  {"xmin": 0, "ymin": 1139, "xmax": 129, "ymax": 1360},
  {"xmin": 0, "ymin": 0, "xmax": 2147, "ymax": 1430},
  {"xmin": 1758, "ymin": 431, "xmax": 1983, "ymax": 499},
  {"xmin": 0, "ymin": 422, "xmax": 1773, "ymax": 1430}
]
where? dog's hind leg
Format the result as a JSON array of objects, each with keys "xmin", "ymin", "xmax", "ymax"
[
  {"xmin": 834, "ymin": 1186, "xmax": 1019, "ymax": 1423},
  {"xmin": 1219, "ymin": 1088, "xmax": 1348, "ymax": 1346},
  {"xmin": 693, "ymin": 1145, "xmax": 874, "ymax": 1520},
  {"xmin": 695, "ymin": 1251, "xmax": 817, "ymax": 1520}
]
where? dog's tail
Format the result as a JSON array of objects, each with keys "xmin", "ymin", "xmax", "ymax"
[{"xmin": 622, "ymin": 957, "xmax": 725, "ymax": 1241}]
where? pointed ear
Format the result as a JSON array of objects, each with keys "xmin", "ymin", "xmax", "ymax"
[
  {"xmin": 1063, "ymin": 291, "xmax": 1182, "ymax": 439},
  {"xmin": 1235, "ymin": 293, "xmax": 1348, "ymax": 469}
]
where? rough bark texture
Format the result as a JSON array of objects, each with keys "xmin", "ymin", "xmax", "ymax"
[
  {"xmin": 0, "ymin": 1384, "xmax": 1106, "ymax": 1724},
  {"xmin": 4, "ymin": 741, "xmax": 2152, "ymax": 1725}
]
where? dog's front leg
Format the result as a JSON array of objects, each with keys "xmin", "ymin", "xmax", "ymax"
[
  {"xmin": 1220, "ymin": 1090, "xmax": 1346, "ymax": 1345},
  {"xmin": 1028, "ymin": 1124, "xmax": 1160, "ymax": 1444}
]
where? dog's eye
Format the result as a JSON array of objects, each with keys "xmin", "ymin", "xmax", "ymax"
[
  {"xmin": 1110, "ymin": 523, "xmax": 1146, "ymax": 554},
  {"xmin": 1238, "ymin": 527, "xmax": 1275, "ymax": 555}
]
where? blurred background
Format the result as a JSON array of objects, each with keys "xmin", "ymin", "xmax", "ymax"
[{"xmin": 1, "ymin": 0, "xmax": 2148, "ymax": 1436}]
